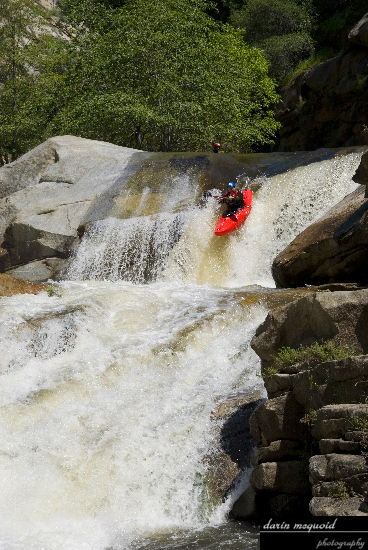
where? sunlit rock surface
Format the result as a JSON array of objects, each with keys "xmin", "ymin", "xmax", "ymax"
[
  {"xmin": 0, "ymin": 136, "xmax": 144, "ymax": 279},
  {"xmin": 251, "ymin": 289, "xmax": 368, "ymax": 374},
  {"xmin": 0, "ymin": 273, "xmax": 48, "ymax": 297}
]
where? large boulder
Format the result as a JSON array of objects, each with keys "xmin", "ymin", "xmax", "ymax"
[
  {"xmin": 250, "ymin": 460, "xmax": 309, "ymax": 493},
  {"xmin": 311, "ymin": 404, "xmax": 368, "ymax": 440},
  {"xmin": 310, "ymin": 496, "xmax": 368, "ymax": 516},
  {"xmin": 251, "ymin": 289, "xmax": 368, "ymax": 372},
  {"xmin": 293, "ymin": 355, "xmax": 368, "ymax": 410},
  {"xmin": 303, "ymin": 49, "xmax": 368, "ymax": 97},
  {"xmin": 249, "ymin": 392, "xmax": 308, "ymax": 447},
  {"xmin": 272, "ymin": 183, "xmax": 368, "ymax": 287},
  {"xmin": 0, "ymin": 136, "xmax": 144, "ymax": 280},
  {"xmin": 251, "ymin": 439, "xmax": 303, "ymax": 465}
]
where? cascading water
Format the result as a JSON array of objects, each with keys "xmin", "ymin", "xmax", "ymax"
[
  {"xmin": 0, "ymin": 149, "xmax": 364, "ymax": 550},
  {"xmin": 68, "ymin": 151, "xmax": 362, "ymax": 288}
]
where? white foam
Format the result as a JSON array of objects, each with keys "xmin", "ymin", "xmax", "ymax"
[
  {"xmin": 0, "ymin": 281, "xmax": 265, "ymax": 548},
  {"xmin": 0, "ymin": 149, "xmax": 364, "ymax": 548}
]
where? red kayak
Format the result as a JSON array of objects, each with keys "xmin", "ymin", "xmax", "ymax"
[{"xmin": 214, "ymin": 190, "xmax": 252, "ymax": 236}]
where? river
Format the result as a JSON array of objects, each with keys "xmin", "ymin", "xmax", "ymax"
[{"xmin": 0, "ymin": 148, "xmax": 363, "ymax": 549}]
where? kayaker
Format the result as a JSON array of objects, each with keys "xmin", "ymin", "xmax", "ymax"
[
  {"xmin": 219, "ymin": 182, "xmax": 245, "ymax": 217},
  {"xmin": 212, "ymin": 142, "xmax": 221, "ymax": 153}
]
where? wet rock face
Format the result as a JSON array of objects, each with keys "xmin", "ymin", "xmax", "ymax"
[
  {"xmin": 0, "ymin": 273, "xmax": 48, "ymax": 297},
  {"xmin": 272, "ymin": 182, "xmax": 368, "ymax": 288},
  {"xmin": 207, "ymin": 389, "xmax": 265, "ymax": 521},
  {"xmin": 353, "ymin": 150, "xmax": 368, "ymax": 189}
]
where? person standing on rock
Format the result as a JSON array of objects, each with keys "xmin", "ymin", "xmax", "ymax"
[{"xmin": 211, "ymin": 142, "xmax": 221, "ymax": 153}]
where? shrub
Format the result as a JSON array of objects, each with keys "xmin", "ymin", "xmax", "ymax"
[
  {"xmin": 272, "ymin": 340, "xmax": 356, "ymax": 370},
  {"xmin": 259, "ymin": 32, "xmax": 314, "ymax": 81},
  {"xmin": 228, "ymin": 0, "xmax": 315, "ymax": 81},
  {"xmin": 283, "ymin": 47, "xmax": 337, "ymax": 85},
  {"xmin": 229, "ymin": 0, "xmax": 313, "ymax": 43}
]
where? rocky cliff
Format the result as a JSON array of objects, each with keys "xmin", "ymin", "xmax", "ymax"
[
  {"xmin": 247, "ymin": 290, "xmax": 368, "ymax": 518},
  {"xmin": 234, "ymin": 150, "xmax": 368, "ymax": 518},
  {"xmin": 275, "ymin": 13, "xmax": 368, "ymax": 152}
]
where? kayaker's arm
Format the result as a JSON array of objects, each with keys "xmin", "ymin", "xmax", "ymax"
[
  {"xmin": 210, "ymin": 194, "xmax": 229, "ymax": 203},
  {"xmin": 221, "ymin": 194, "xmax": 243, "ymax": 206}
]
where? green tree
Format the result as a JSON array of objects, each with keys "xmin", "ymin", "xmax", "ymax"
[
  {"xmin": 228, "ymin": 0, "xmax": 314, "ymax": 81},
  {"xmin": 0, "ymin": 0, "xmax": 69, "ymax": 160},
  {"xmin": 52, "ymin": 0, "xmax": 280, "ymax": 152}
]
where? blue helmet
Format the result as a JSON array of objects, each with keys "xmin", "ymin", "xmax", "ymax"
[{"xmin": 227, "ymin": 182, "xmax": 235, "ymax": 188}]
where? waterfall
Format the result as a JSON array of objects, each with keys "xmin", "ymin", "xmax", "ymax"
[
  {"xmin": 0, "ymin": 149, "xmax": 364, "ymax": 550},
  {"xmin": 67, "ymin": 213, "xmax": 188, "ymax": 283},
  {"xmin": 68, "ymin": 150, "xmax": 362, "ymax": 288}
]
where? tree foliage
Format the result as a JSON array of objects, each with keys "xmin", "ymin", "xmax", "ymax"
[
  {"xmin": 0, "ymin": 0, "xmax": 281, "ymax": 156},
  {"xmin": 51, "ymin": 0, "xmax": 280, "ymax": 152},
  {"xmin": 257, "ymin": 33, "xmax": 314, "ymax": 82},
  {"xmin": 227, "ymin": 0, "xmax": 368, "ymax": 83},
  {"xmin": 230, "ymin": 0, "xmax": 313, "ymax": 42},
  {"xmin": 228, "ymin": 0, "xmax": 314, "ymax": 81},
  {"xmin": 0, "ymin": 0, "xmax": 69, "ymax": 159}
]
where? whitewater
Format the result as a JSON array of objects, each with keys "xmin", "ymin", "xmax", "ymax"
[{"xmin": 0, "ymin": 149, "xmax": 363, "ymax": 549}]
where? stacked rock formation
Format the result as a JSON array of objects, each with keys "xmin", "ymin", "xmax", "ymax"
[
  {"xmin": 245, "ymin": 287, "xmax": 368, "ymax": 517},
  {"xmin": 230, "ymin": 146, "xmax": 368, "ymax": 520}
]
